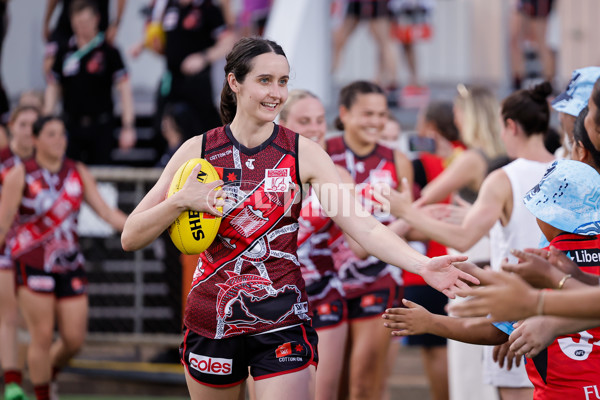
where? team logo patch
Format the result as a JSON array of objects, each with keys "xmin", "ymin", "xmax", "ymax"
[
  {"xmin": 71, "ymin": 277, "xmax": 86, "ymax": 293},
  {"xmin": 163, "ymin": 9, "xmax": 179, "ymax": 31},
  {"xmin": 360, "ymin": 294, "xmax": 385, "ymax": 313},
  {"xmin": 63, "ymin": 54, "xmax": 80, "ymax": 76},
  {"xmin": 28, "ymin": 276, "xmax": 55, "ymax": 292},
  {"xmin": 369, "ymin": 169, "xmax": 393, "ymax": 185},
  {"xmin": 293, "ymin": 301, "xmax": 309, "ymax": 315},
  {"xmin": 264, "ymin": 168, "xmax": 291, "ymax": 192},
  {"xmin": 182, "ymin": 9, "xmax": 201, "ymax": 30},
  {"xmin": 214, "ymin": 167, "xmax": 242, "ymax": 187},
  {"xmin": 275, "ymin": 341, "xmax": 307, "ymax": 361}
]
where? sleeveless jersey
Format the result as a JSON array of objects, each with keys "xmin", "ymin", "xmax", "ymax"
[
  {"xmin": 0, "ymin": 147, "xmax": 22, "ymax": 269},
  {"xmin": 527, "ymin": 233, "xmax": 600, "ymax": 400},
  {"xmin": 326, "ymin": 135, "xmax": 403, "ymax": 299},
  {"xmin": 489, "ymin": 158, "xmax": 554, "ymax": 270},
  {"xmin": 297, "ymin": 188, "xmax": 344, "ymax": 304},
  {"xmin": 184, "ymin": 124, "xmax": 307, "ymax": 339},
  {"xmin": 11, "ymin": 158, "xmax": 84, "ymax": 273}
]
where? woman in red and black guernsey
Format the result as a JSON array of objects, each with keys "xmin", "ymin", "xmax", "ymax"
[
  {"xmin": 121, "ymin": 37, "xmax": 476, "ymax": 400},
  {"xmin": 279, "ymin": 89, "xmax": 361, "ymax": 400},
  {"xmin": 325, "ymin": 80, "xmax": 414, "ymax": 400},
  {"xmin": 0, "ymin": 116, "xmax": 126, "ymax": 400},
  {"xmin": 0, "ymin": 105, "xmax": 40, "ymax": 400}
]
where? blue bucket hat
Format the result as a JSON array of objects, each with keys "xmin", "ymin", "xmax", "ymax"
[
  {"xmin": 523, "ymin": 160, "xmax": 600, "ymax": 235},
  {"xmin": 551, "ymin": 66, "xmax": 600, "ymax": 117}
]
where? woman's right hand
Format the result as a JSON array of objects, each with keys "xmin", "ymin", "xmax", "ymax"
[{"xmin": 173, "ymin": 163, "xmax": 225, "ymax": 217}]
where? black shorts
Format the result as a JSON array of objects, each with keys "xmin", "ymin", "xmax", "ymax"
[
  {"xmin": 346, "ymin": 0, "xmax": 391, "ymax": 20},
  {"xmin": 310, "ymin": 297, "xmax": 347, "ymax": 330},
  {"xmin": 15, "ymin": 262, "xmax": 88, "ymax": 299},
  {"xmin": 517, "ymin": 0, "xmax": 554, "ymax": 18},
  {"xmin": 403, "ymin": 285, "xmax": 447, "ymax": 347},
  {"xmin": 347, "ymin": 286, "xmax": 399, "ymax": 321},
  {"xmin": 180, "ymin": 323, "xmax": 319, "ymax": 387}
]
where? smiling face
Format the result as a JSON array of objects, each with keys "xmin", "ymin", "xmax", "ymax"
[
  {"xmin": 229, "ymin": 52, "xmax": 290, "ymax": 125},
  {"xmin": 340, "ymin": 93, "xmax": 388, "ymax": 146},
  {"xmin": 281, "ymin": 96, "xmax": 327, "ymax": 146},
  {"xmin": 35, "ymin": 120, "xmax": 67, "ymax": 161}
]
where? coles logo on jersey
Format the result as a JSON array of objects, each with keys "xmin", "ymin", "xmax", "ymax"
[
  {"xmin": 275, "ymin": 341, "xmax": 307, "ymax": 361},
  {"xmin": 188, "ymin": 353, "xmax": 232, "ymax": 375},
  {"xmin": 265, "ymin": 168, "xmax": 291, "ymax": 192}
]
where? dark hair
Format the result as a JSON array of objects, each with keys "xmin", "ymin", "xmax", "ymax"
[
  {"xmin": 424, "ymin": 101, "xmax": 459, "ymax": 142},
  {"xmin": 32, "ymin": 116, "xmax": 63, "ymax": 137},
  {"xmin": 573, "ymin": 106, "xmax": 600, "ymax": 169},
  {"xmin": 543, "ymin": 126, "xmax": 561, "ymax": 154},
  {"xmin": 591, "ymin": 77, "xmax": 600, "ymax": 134},
  {"xmin": 334, "ymin": 81, "xmax": 385, "ymax": 130},
  {"xmin": 501, "ymin": 81, "xmax": 552, "ymax": 136},
  {"xmin": 220, "ymin": 37, "xmax": 287, "ymax": 125},
  {"xmin": 70, "ymin": 0, "xmax": 100, "ymax": 17}
]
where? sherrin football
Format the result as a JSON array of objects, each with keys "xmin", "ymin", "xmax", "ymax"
[{"xmin": 167, "ymin": 158, "xmax": 222, "ymax": 255}]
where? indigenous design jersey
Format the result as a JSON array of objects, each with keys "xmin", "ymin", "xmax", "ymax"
[
  {"xmin": 11, "ymin": 158, "xmax": 84, "ymax": 273},
  {"xmin": 0, "ymin": 147, "xmax": 22, "ymax": 268},
  {"xmin": 527, "ymin": 233, "xmax": 600, "ymax": 400},
  {"xmin": 326, "ymin": 136, "xmax": 402, "ymax": 298},
  {"xmin": 184, "ymin": 124, "xmax": 307, "ymax": 339},
  {"xmin": 298, "ymin": 188, "xmax": 344, "ymax": 304}
]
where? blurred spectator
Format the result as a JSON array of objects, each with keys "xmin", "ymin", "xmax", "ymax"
[
  {"xmin": 44, "ymin": 0, "xmax": 136, "ymax": 165},
  {"xmin": 237, "ymin": 0, "xmax": 272, "ymax": 37},
  {"xmin": 333, "ymin": 1, "xmax": 399, "ymax": 103},
  {"xmin": 0, "ymin": 1, "xmax": 10, "ymax": 150},
  {"xmin": 155, "ymin": 103, "xmax": 191, "ymax": 167},
  {"xmin": 388, "ymin": 0, "xmax": 433, "ymax": 88},
  {"xmin": 508, "ymin": 0, "xmax": 555, "ymax": 90},
  {"xmin": 134, "ymin": 0, "xmax": 236, "ymax": 138},
  {"xmin": 17, "ymin": 91, "xmax": 45, "ymax": 110},
  {"xmin": 43, "ymin": 0, "xmax": 127, "ymax": 75}
]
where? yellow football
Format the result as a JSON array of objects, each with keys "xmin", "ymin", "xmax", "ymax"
[
  {"xmin": 167, "ymin": 158, "xmax": 222, "ymax": 255},
  {"xmin": 144, "ymin": 22, "xmax": 166, "ymax": 54}
]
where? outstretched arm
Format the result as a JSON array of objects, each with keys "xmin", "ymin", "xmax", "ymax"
[
  {"xmin": 450, "ymin": 268, "xmax": 600, "ymax": 321},
  {"xmin": 0, "ymin": 165, "xmax": 25, "ymax": 246},
  {"xmin": 77, "ymin": 163, "xmax": 127, "ymax": 232},
  {"xmin": 388, "ymin": 169, "xmax": 510, "ymax": 252},
  {"xmin": 382, "ymin": 299, "xmax": 507, "ymax": 345},
  {"xmin": 298, "ymin": 137, "xmax": 478, "ymax": 297}
]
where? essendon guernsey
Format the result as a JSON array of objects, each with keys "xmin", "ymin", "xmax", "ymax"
[
  {"xmin": 184, "ymin": 124, "xmax": 307, "ymax": 339},
  {"xmin": 326, "ymin": 136, "xmax": 403, "ymax": 298},
  {"xmin": 11, "ymin": 158, "xmax": 84, "ymax": 273},
  {"xmin": 527, "ymin": 233, "xmax": 600, "ymax": 399}
]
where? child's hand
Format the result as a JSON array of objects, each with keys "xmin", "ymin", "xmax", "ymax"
[{"xmin": 382, "ymin": 299, "xmax": 432, "ymax": 336}]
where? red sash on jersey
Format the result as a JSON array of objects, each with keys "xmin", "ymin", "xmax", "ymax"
[
  {"xmin": 194, "ymin": 154, "xmax": 299, "ymax": 284},
  {"xmin": 10, "ymin": 170, "xmax": 83, "ymax": 258}
]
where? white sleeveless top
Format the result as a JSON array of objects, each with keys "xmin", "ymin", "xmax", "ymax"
[{"xmin": 489, "ymin": 158, "xmax": 554, "ymax": 270}]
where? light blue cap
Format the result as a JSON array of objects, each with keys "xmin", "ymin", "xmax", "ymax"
[
  {"xmin": 551, "ymin": 66, "xmax": 600, "ymax": 116},
  {"xmin": 523, "ymin": 160, "xmax": 600, "ymax": 235}
]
